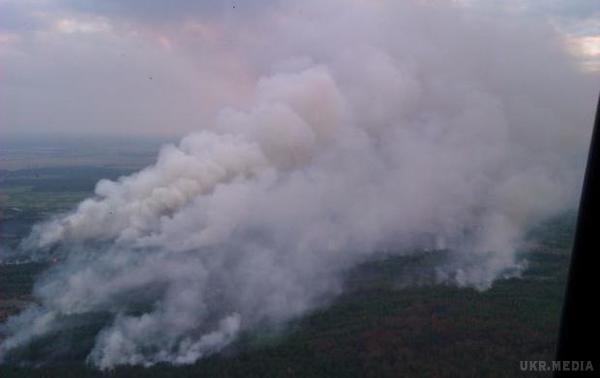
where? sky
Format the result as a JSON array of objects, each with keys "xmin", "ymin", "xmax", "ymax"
[{"xmin": 0, "ymin": 0, "xmax": 598, "ymax": 137}]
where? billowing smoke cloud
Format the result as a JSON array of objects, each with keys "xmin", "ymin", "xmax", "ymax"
[{"xmin": 1, "ymin": 0, "xmax": 597, "ymax": 369}]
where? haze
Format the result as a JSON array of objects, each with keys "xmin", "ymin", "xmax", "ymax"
[{"xmin": 1, "ymin": 0, "xmax": 599, "ymax": 370}]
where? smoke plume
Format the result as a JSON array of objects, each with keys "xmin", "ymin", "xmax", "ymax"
[{"xmin": 1, "ymin": 0, "xmax": 597, "ymax": 369}]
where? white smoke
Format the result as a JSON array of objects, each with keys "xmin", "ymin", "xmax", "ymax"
[{"xmin": 1, "ymin": 0, "xmax": 597, "ymax": 369}]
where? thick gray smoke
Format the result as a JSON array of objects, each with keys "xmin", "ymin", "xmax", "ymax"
[{"xmin": 1, "ymin": 0, "xmax": 597, "ymax": 369}]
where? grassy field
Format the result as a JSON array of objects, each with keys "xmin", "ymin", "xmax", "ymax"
[
  {"xmin": 0, "ymin": 166, "xmax": 137, "ymax": 250},
  {"xmin": 0, "ymin": 166, "xmax": 575, "ymax": 377}
]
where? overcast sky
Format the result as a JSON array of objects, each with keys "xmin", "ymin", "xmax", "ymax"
[{"xmin": 0, "ymin": 0, "xmax": 598, "ymax": 137}]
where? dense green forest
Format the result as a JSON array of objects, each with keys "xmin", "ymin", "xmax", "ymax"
[{"xmin": 0, "ymin": 167, "xmax": 575, "ymax": 377}]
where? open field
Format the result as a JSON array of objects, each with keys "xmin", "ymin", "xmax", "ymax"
[{"xmin": 0, "ymin": 166, "xmax": 141, "ymax": 250}]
